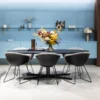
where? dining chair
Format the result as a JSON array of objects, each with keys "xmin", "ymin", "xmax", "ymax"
[
  {"xmin": 62, "ymin": 47, "xmax": 84, "ymax": 73},
  {"xmin": 13, "ymin": 47, "xmax": 34, "ymax": 73},
  {"xmin": 4, "ymin": 52, "xmax": 31, "ymax": 84},
  {"xmin": 63, "ymin": 52, "xmax": 92, "ymax": 84},
  {"xmin": 36, "ymin": 52, "xmax": 60, "ymax": 85}
]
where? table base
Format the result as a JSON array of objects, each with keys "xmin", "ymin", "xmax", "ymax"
[{"xmin": 22, "ymin": 72, "xmax": 72, "ymax": 80}]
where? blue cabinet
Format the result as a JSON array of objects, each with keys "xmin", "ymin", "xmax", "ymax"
[
  {"xmin": 58, "ymin": 42, "xmax": 78, "ymax": 49},
  {"xmin": 0, "ymin": 41, "xmax": 20, "ymax": 58},
  {"xmin": 20, "ymin": 41, "xmax": 31, "ymax": 48},
  {"xmin": 78, "ymin": 42, "xmax": 97, "ymax": 58},
  {"xmin": 56, "ymin": 41, "xmax": 97, "ymax": 58}
]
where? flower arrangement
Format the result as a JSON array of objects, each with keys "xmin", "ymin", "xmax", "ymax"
[{"xmin": 34, "ymin": 28, "xmax": 59, "ymax": 51}]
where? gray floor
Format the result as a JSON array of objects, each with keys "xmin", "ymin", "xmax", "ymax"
[{"xmin": 0, "ymin": 65, "xmax": 100, "ymax": 100}]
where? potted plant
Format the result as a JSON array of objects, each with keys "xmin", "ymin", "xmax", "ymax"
[{"xmin": 24, "ymin": 17, "xmax": 35, "ymax": 28}]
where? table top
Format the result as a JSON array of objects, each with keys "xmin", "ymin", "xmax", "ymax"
[{"xmin": 8, "ymin": 49, "xmax": 89, "ymax": 54}]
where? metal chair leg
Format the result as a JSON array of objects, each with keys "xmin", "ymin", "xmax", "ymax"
[
  {"xmin": 65, "ymin": 64, "xmax": 70, "ymax": 73},
  {"xmin": 62, "ymin": 62, "xmax": 66, "ymax": 74},
  {"xmin": 77, "ymin": 66, "xmax": 84, "ymax": 76},
  {"xmin": 68, "ymin": 64, "xmax": 70, "ymax": 72},
  {"xmin": 13, "ymin": 66, "xmax": 16, "ymax": 76},
  {"xmin": 80, "ymin": 66, "xmax": 84, "ymax": 75},
  {"xmin": 62, "ymin": 57, "xmax": 70, "ymax": 73},
  {"xmin": 73, "ymin": 66, "xmax": 77, "ymax": 84},
  {"xmin": 77, "ymin": 66, "xmax": 81, "ymax": 76},
  {"xmin": 18, "ymin": 66, "xmax": 29, "ymax": 84},
  {"xmin": 29, "ymin": 60, "xmax": 34, "ymax": 73},
  {"xmin": 64, "ymin": 65, "xmax": 76, "ymax": 85},
  {"xmin": 37, "ymin": 66, "xmax": 43, "ymax": 85},
  {"xmin": 18, "ymin": 66, "xmax": 21, "ymax": 84},
  {"xmin": 53, "ymin": 66, "xmax": 59, "ymax": 85},
  {"xmin": 78, "ymin": 66, "xmax": 84, "ymax": 76},
  {"xmin": 13, "ymin": 66, "xmax": 18, "ymax": 76},
  {"xmin": 80, "ymin": 66, "xmax": 92, "ymax": 83},
  {"xmin": 3, "ymin": 65, "xmax": 15, "ymax": 83},
  {"xmin": 26, "ymin": 64, "xmax": 30, "ymax": 73}
]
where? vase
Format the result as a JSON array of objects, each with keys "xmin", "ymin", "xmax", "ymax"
[
  {"xmin": 28, "ymin": 23, "xmax": 32, "ymax": 28},
  {"xmin": 48, "ymin": 44, "xmax": 54, "ymax": 51}
]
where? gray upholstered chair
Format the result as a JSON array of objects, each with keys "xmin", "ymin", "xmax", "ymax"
[
  {"xmin": 4, "ymin": 52, "xmax": 31, "ymax": 84},
  {"xmin": 63, "ymin": 47, "xmax": 84, "ymax": 72},
  {"xmin": 64, "ymin": 52, "xmax": 92, "ymax": 84},
  {"xmin": 13, "ymin": 47, "xmax": 34, "ymax": 73},
  {"xmin": 36, "ymin": 52, "xmax": 60, "ymax": 85}
]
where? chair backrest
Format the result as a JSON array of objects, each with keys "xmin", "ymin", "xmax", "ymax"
[
  {"xmin": 13, "ymin": 47, "xmax": 33, "ymax": 60},
  {"xmin": 36, "ymin": 52, "xmax": 60, "ymax": 67},
  {"xmin": 5, "ymin": 52, "xmax": 30, "ymax": 66},
  {"xmin": 64, "ymin": 52, "xmax": 90, "ymax": 66}
]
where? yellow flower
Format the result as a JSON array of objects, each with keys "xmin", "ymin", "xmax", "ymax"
[
  {"xmin": 54, "ymin": 33, "xmax": 58, "ymax": 37},
  {"xmin": 49, "ymin": 39, "xmax": 56, "ymax": 45},
  {"xmin": 50, "ymin": 34, "xmax": 58, "ymax": 41}
]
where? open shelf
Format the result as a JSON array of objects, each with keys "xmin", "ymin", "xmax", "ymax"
[{"xmin": 0, "ymin": 27, "xmax": 84, "ymax": 32}]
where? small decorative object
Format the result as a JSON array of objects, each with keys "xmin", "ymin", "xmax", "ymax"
[
  {"xmin": 34, "ymin": 28, "xmax": 60, "ymax": 51},
  {"xmin": 31, "ymin": 39, "xmax": 36, "ymax": 50},
  {"xmin": 3, "ymin": 24, "xmax": 7, "ymax": 28},
  {"xmin": 1, "ymin": 24, "xmax": 10, "ymax": 34},
  {"xmin": 21, "ymin": 25, "xmax": 25, "ymax": 28},
  {"xmin": 68, "ymin": 25, "xmax": 76, "ymax": 28},
  {"xmin": 24, "ymin": 17, "xmax": 35, "ymax": 28},
  {"xmin": 56, "ymin": 21, "xmax": 65, "ymax": 31},
  {"xmin": 19, "ymin": 25, "xmax": 25, "ymax": 31},
  {"xmin": 83, "ymin": 28, "xmax": 94, "ymax": 41}
]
